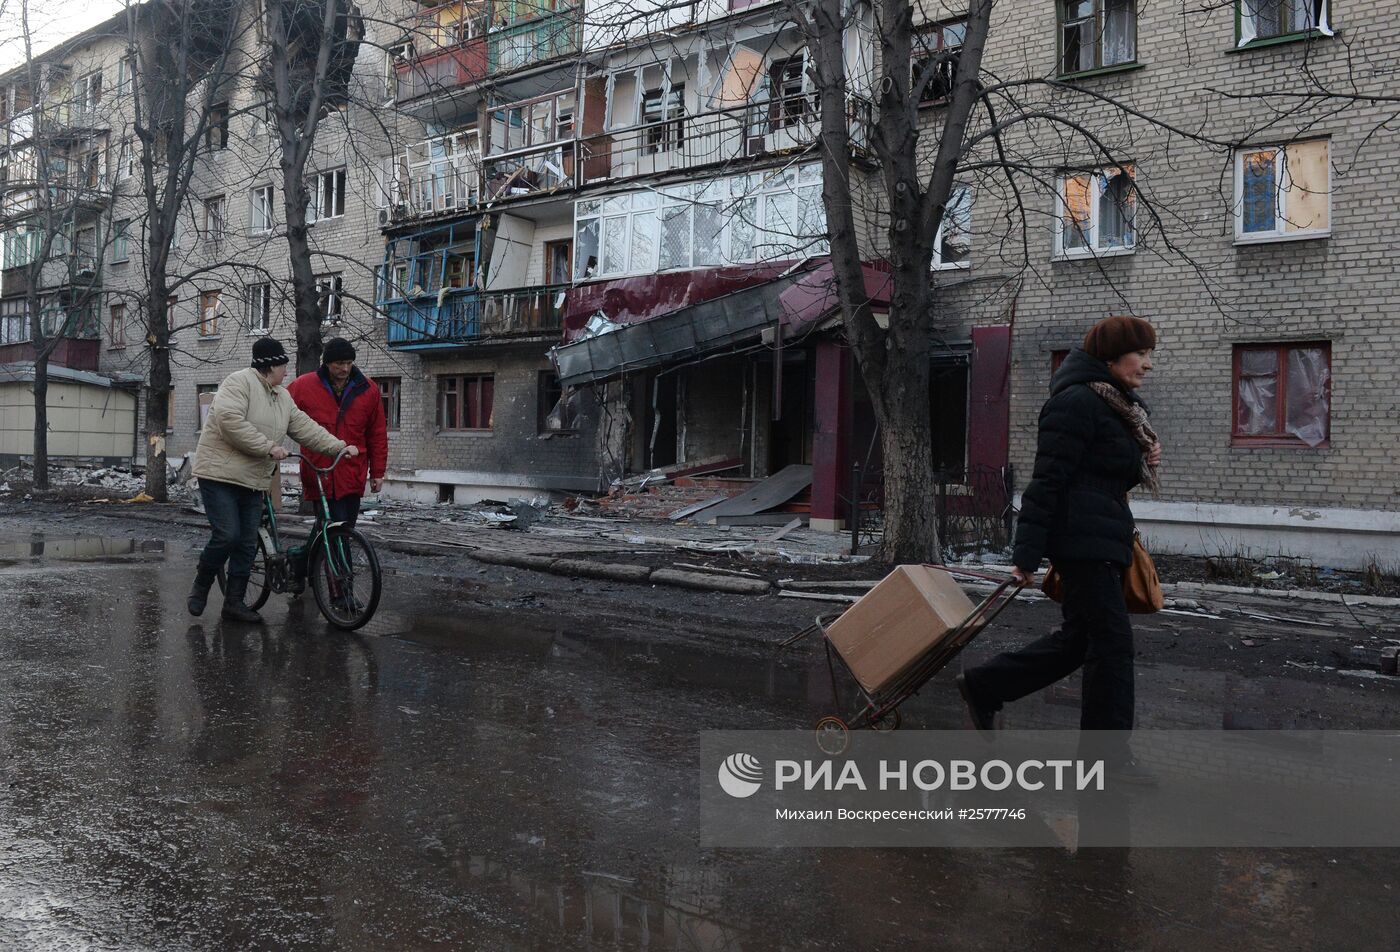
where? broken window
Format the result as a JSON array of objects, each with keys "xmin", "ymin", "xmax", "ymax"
[
  {"xmin": 202, "ymin": 195, "xmax": 226, "ymax": 242},
  {"xmin": 538, "ymin": 371, "xmax": 579, "ymax": 433},
  {"xmin": 437, "ymin": 373, "xmax": 493, "ymax": 430},
  {"xmin": 1055, "ymin": 164, "xmax": 1135, "ymax": 256},
  {"xmin": 1232, "ymin": 342, "xmax": 1330, "ymax": 447},
  {"xmin": 933, "ymin": 185, "xmax": 972, "ymax": 268},
  {"xmin": 247, "ymin": 282, "xmax": 272, "ymax": 331},
  {"xmin": 1059, "ymin": 0, "xmax": 1136, "ymax": 75},
  {"xmin": 1235, "ymin": 139, "xmax": 1330, "ymax": 240},
  {"xmin": 197, "ymin": 384, "xmax": 218, "ymax": 430},
  {"xmin": 315, "ymin": 273, "xmax": 344, "ymax": 324},
  {"xmin": 250, "ymin": 184, "xmax": 274, "ymax": 233},
  {"xmin": 768, "ymin": 53, "xmax": 810, "ymax": 129},
  {"xmin": 207, "ymin": 102, "xmax": 229, "ymax": 150},
  {"xmin": 642, "ymin": 81, "xmax": 685, "ymax": 154},
  {"xmin": 1238, "ymin": 0, "xmax": 1330, "ymax": 45},
  {"xmin": 912, "ymin": 18, "xmax": 966, "ymax": 103},
  {"xmin": 308, "ymin": 168, "xmax": 347, "ymax": 222}
]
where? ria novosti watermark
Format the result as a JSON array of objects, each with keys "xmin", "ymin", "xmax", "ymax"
[{"xmin": 700, "ymin": 731, "xmax": 1400, "ymax": 848}]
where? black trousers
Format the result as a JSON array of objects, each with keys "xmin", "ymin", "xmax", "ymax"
[
  {"xmin": 964, "ymin": 560, "xmax": 1134, "ymax": 731},
  {"xmin": 319, "ymin": 495, "xmax": 361, "ymax": 530}
]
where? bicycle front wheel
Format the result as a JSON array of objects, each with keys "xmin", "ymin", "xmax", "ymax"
[{"xmin": 308, "ymin": 527, "xmax": 381, "ymax": 630}]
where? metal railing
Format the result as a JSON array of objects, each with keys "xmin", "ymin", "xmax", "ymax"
[
  {"xmin": 385, "ymin": 283, "xmax": 567, "ymax": 345},
  {"xmin": 394, "ymin": 35, "xmax": 489, "ymax": 101},
  {"xmin": 577, "ymin": 93, "xmax": 867, "ymax": 187}
]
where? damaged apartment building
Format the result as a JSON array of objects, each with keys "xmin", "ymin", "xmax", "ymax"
[
  {"xmin": 4, "ymin": 0, "xmax": 1396, "ymax": 566},
  {"xmin": 377, "ymin": 0, "xmax": 999, "ymax": 529}
]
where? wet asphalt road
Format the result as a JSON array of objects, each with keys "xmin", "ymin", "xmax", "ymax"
[{"xmin": 1, "ymin": 524, "xmax": 1399, "ymax": 951}]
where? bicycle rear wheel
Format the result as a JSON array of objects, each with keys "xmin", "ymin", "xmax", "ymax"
[
  {"xmin": 215, "ymin": 534, "xmax": 272, "ymax": 610},
  {"xmin": 308, "ymin": 527, "xmax": 381, "ymax": 630}
]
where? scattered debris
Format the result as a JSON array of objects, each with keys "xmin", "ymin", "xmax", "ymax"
[{"xmin": 766, "ymin": 518, "xmax": 804, "ymax": 542}]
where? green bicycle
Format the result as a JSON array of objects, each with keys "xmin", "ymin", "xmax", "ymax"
[{"xmin": 217, "ymin": 447, "xmax": 382, "ymax": 630}]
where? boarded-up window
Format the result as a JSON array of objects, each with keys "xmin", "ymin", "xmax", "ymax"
[
  {"xmin": 1235, "ymin": 140, "xmax": 1330, "ymax": 240},
  {"xmin": 1232, "ymin": 342, "xmax": 1330, "ymax": 447}
]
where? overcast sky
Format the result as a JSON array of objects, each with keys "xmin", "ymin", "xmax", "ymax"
[{"xmin": 0, "ymin": 0, "xmax": 126, "ymax": 73}]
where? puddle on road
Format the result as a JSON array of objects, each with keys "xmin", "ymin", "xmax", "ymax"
[{"xmin": 0, "ymin": 533, "xmax": 166, "ymax": 566}]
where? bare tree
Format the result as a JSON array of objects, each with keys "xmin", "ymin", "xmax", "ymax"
[
  {"xmin": 124, "ymin": 0, "xmax": 249, "ymax": 500},
  {"xmin": 1, "ymin": 0, "xmax": 120, "ymax": 490},
  {"xmin": 258, "ymin": 0, "xmax": 363, "ymax": 375}
]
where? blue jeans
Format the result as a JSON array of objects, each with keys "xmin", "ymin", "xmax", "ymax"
[{"xmin": 198, "ymin": 479, "xmax": 264, "ymax": 582}]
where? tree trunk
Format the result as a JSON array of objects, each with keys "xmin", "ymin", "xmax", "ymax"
[
  {"xmin": 870, "ymin": 340, "xmax": 937, "ymax": 564},
  {"xmin": 31, "ymin": 353, "xmax": 49, "ymax": 491},
  {"xmin": 145, "ymin": 284, "xmax": 171, "ymax": 502},
  {"xmin": 284, "ymin": 185, "xmax": 322, "ymax": 376}
]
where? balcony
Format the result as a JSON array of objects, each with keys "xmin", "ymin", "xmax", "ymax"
[
  {"xmin": 383, "ymin": 136, "xmax": 483, "ymax": 224},
  {"xmin": 393, "ymin": 12, "xmax": 490, "ymax": 101},
  {"xmin": 578, "ymin": 93, "xmax": 870, "ymax": 188},
  {"xmin": 486, "ymin": 9, "xmax": 579, "ymax": 74},
  {"xmin": 385, "ymin": 283, "xmax": 568, "ymax": 347},
  {"xmin": 483, "ymin": 140, "xmax": 574, "ymax": 202}
]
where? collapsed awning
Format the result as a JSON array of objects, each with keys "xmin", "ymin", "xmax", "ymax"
[{"xmin": 550, "ymin": 271, "xmax": 804, "ymax": 388}]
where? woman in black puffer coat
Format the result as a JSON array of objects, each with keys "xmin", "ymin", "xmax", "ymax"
[{"xmin": 957, "ymin": 316, "xmax": 1161, "ymax": 772}]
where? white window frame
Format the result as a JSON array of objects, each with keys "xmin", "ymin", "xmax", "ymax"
[
  {"xmin": 1232, "ymin": 141, "xmax": 1332, "ymax": 244},
  {"xmin": 932, "ymin": 184, "xmax": 972, "ymax": 270},
  {"xmin": 571, "ymin": 164, "xmax": 828, "ymax": 281},
  {"xmin": 250, "ymin": 184, "xmax": 274, "ymax": 234},
  {"xmin": 309, "ymin": 168, "xmax": 347, "ymax": 223},
  {"xmin": 1053, "ymin": 166, "xmax": 1136, "ymax": 259},
  {"xmin": 247, "ymin": 282, "xmax": 272, "ymax": 333},
  {"xmin": 316, "ymin": 273, "xmax": 344, "ymax": 324}
]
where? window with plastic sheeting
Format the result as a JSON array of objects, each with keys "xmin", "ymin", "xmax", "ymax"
[
  {"xmin": 1055, "ymin": 165, "xmax": 1135, "ymax": 257},
  {"xmin": 933, "ymin": 185, "xmax": 972, "ymax": 268},
  {"xmin": 1235, "ymin": 140, "xmax": 1330, "ymax": 241},
  {"xmin": 1231, "ymin": 342, "xmax": 1330, "ymax": 447}
]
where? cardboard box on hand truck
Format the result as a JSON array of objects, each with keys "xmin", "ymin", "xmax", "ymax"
[{"xmin": 824, "ymin": 565, "xmax": 977, "ymax": 695}]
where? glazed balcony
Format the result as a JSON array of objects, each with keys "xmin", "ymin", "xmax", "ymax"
[
  {"xmin": 486, "ymin": 8, "xmax": 580, "ymax": 74},
  {"xmin": 382, "ymin": 134, "xmax": 483, "ymax": 224},
  {"xmin": 385, "ymin": 283, "xmax": 567, "ymax": 348},
  {"xmin": 393, "ymin": 11, "xmax": 490, "ymax": 102}
]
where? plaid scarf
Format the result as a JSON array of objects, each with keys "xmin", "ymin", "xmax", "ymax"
[{"xmin": 1088, "ymin": 381, "xmax": 1160, "ymax": 495}]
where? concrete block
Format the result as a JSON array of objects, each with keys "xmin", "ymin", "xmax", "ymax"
[{"xmin": 650, "ymin": 568, "xmax": 772, "ymax": 595}]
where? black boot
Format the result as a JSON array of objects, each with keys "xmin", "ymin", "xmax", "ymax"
[
  {"xmin": 221, "ymin": 576, "xmax": 263, "ymax": 624},
  {"xmin": 187, "ymin": 567, "xmax": 216, "ymax": 617}
]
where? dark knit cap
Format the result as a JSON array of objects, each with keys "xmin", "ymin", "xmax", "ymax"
[
  {"xmin": 251, "ymin": 337, "xmax": 290, "ymax": 368},
  {"xmin": 1082, "ymin": 316, "xmax": 1157, "ymax": 362},
  {"xmin": 322, "ymin": 337, "xmax": 356, "ymax": 365}
]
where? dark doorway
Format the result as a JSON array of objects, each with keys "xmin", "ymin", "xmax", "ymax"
[
  {"xmin": 769, "ymin": 350, "xmax": 814, "ymax": 472},
  {"xmin": 930, "ymin": 357, "xmax": 969, "ymax": 480}
]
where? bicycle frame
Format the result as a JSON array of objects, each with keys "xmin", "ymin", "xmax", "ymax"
[{"xmin": 256, "ymin": 447, "xmax": 355, "ymax": 592}]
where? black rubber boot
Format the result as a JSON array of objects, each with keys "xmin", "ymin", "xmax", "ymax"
[
  {"xmin": 221, "ymin": 576, "xmax": 263, "ymax": 624},
  {"xmin": 187, "ymin": 567, "xmax": 216, "ymax": 617}
]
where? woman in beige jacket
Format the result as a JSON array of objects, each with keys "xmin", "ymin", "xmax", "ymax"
[{"xmin": 189, "ymin": 337, "xmax": 355, "ymax": 622}]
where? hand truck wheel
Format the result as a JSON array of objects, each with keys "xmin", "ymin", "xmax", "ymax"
[{"xmin": 814, "ymin": 716, "xmax": 850, "ymax": 756}]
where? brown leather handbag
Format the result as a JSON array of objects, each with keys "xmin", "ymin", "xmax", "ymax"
[{"xmin": 1041, "ymin": 532, "xmax": 1164, "ymax": 614}]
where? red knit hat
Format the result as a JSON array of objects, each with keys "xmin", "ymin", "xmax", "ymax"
[{"xmin": 1082, "ymin": 316, "xmax": 1157, "ymax": 361}]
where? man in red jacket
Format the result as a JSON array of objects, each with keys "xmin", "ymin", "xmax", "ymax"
[{"xmin": 287, "ymin": 337, "xmax": 388, "ymax": 530}]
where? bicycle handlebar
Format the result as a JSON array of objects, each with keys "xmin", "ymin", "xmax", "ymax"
[{"xmin": 287, "ymin": 445, "xmax": 354, "ymax": 475}]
